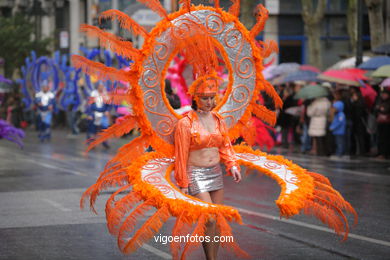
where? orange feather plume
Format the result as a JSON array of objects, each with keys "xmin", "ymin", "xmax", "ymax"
[
  {"xmin": 72, "ymin": 55, "xmax": 130, "ymax": 83},
  {"xmin": 80, "ymin": 171, "xmax": 129, "ymax": 214},
  {"xmin": 122, "ymin": 205, "xmax": 171, "ymax": 253},
  {"xmin": 107, "ymin": 192, "xmax": 142, "ymax": 235},
  {"xmin": 211, "ymin": 0, "xmax": 220, "ymax": 8},
  {"xmin": 170, "ymin": 21, "xmax": 219, "ymax": 78},
  {"xmin": 303, "ymin": 200, "xmax": 347, "ymax": 238},
  {"xmin": 99, "ymin": 9, "xmax": 149, "ymax": 37},
  {"xmin": 252, "ymin": 103, "xmax": 277, "ymax": 126},
  {"xmin": 87, "ymin": 114, "xmax": 137, "ymax": 151},
  {"xmin": 107, "ymin": 135, "xmax": 150, "ymax": 167},
  {"xmin": 180, "ymin": 213, "xmax": 207, "ymax": 260},
  {"xmin": 216, "ymin": 213, "xmax": 250, "ymax": 258},
  {"xmin": 250, "ymin": 4, "xmax": 269, "ymax": 39},
  {"xmin": 306, "ymin": 171, "xmax": 331, "ymax": 186},
  {"xmin": 171, "ymin": 212, "xmax": 193, "ymax": 260},
  {"xmin": 240, "ymin": 119, "xmax": 256, "ymax": 146},
  {"xmin": 179, "ymin": 0, "xmax": 191, "ymax": 11},
  {"xmin": 263, "ymin": 81, "xmax": 283, "ymax": 109},
  {"xmin": 257, "ymin": 39, "xmax": 279, "ymax": 58},
  {"xmin": 117, "ymin": 202, "xmax": 152, "ymax": 250},
  {"xmin": 80, "ymin": 24, "xmax": 141, "ymax": 60},
  {"xmin": 228, "ymin": 0, "xmax": 240, "ymax": 16},
  {"xmin": 137, "ymin": 0, "xmax": 168, "ymax": 19},
  {"xmin": 106, "ymin": 91, "xmax": 131, "ymax": 106},
  {"xmin": 105, "ymin": 184, "xmax": 131, "ymax": 221}
]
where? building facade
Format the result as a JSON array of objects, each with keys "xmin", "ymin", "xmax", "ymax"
[{"xmin": 0, "ymin": 0, "xmax": 389, "ymax": 69}]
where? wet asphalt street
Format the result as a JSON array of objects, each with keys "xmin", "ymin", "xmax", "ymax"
[{"xmin": 0, "ymin": 129, "xmax": 389, "ymax": 260}]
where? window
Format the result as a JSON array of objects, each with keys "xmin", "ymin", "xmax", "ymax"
[{"xmin": 278, "ymin": 16, "xmax": 304, "ymax": 35}]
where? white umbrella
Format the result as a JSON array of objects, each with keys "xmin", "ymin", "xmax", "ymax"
[{"xmin": 328, "ymin": 56, "xmax": 370, "ymax": 70}]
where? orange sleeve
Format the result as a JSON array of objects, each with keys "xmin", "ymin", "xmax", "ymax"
[
  {"xmin": 174, "ymin": 118, "xmax": 191, "ymax": 188},
  {"xmin": 218, "ymin": 118, "xmax": 239, "ymax": 175}
]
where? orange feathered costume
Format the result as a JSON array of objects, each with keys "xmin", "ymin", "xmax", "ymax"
[{"xmin": 73, "ymin": 1, "xmax": 357, "ymax": 259}]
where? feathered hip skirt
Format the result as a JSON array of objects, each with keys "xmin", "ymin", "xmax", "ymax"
[{"xmin": 187, "ymin": 164, "xmax": 223, "ymax": 195}]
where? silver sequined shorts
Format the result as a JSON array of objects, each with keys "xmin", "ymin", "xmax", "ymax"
[{"xmin": 187, "ymin": 164, "xmax": 223, "ymax": 196}]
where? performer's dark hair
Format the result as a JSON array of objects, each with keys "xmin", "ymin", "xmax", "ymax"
[{"xmin": 191, "ymin": 99, "xmax": 198, "ymax": 110}]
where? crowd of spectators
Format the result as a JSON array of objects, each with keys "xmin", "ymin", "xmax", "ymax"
[
  {"xmin": 1, "ymin": 78, "xmax": 389, "ymax": 160},
  {"xmin": 274, "ymin": 81, "xmax": 390, "ymax": 160}
]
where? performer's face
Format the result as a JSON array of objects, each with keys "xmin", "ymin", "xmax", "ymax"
[
  {"xmin": 42, "ymin": 86, "xmax": 49, "ymax": 93},
  {"xmin": 197, "ymin": 95, "xmax": 216, "ymax": 111}
]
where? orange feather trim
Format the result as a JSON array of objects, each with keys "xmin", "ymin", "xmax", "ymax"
[
  {"xmin": 216, "ymin": 213, "xmax": 250, "ymax": 258},
  {"xmin": 257, "ymin": 39, "xmax": 279, "ymax": 58},
  {"xmin": 137, "ymin": 0, "xmax": 168, "ymax": 19},
  {"xmin": 233, "ymin": 145, "xmax": 357, "ymax": 239},
  {"xmin": 107, "ymin": 191, "xmax": 142, "ymax": 235},
  {"xmin": 178, "ymin": 0, "xmax": 191, "ymax": 11},
  {"xmin": 106, "ymin": 92, "xmax": 131, "ymax": 106},
  {"xmin": 263, "ymin": 81, "xmax": 283, "ymax": 109},
  {"xmin": 250, "ymin": 4, "xmax": 269, "ymax": 38},
  {"xmin": 81, "ymin": 171, "xmax": 129, "ymax": 214},
  {"xmin": 312, "ymin": 195, "xmax": 350, "ymax": 241},
  {"xmin": 72, "ymin": 55, "xmax": 131, "ymax": 83},
  {"xmin": 80, "ymin": 24, "xmax": 141, "ymax": 60},
  {"xmin": 171, "ymin": 212, "xmax": 193, "ymax": 260},
  {"xmin": 252, "ymin": 103, "xmax": 277, "ymax": 126},
  {"xmin": 228, "ymin": 0, "xmax": 240, "ymax": 17},
  {"xmin": 306, "ymin": 171, "xmax": 331, "ymax": 186},
  {"xmin": 108, "ymin": 135, "xmax": 150, "ymax": 168},
  {"xmin": 105, "ymin": 184, "xmax": 131, "ymax": 223},
  {"xmin": 180, "ymin": 213, "xmax": 207, "ymax": 260},
  {"xmin": 234, "ymin": 145, "xmax": 313, "ymax": 217},
  {"xmin": 87, "ymin": 114, "xmax": 137, "ymax": 151},
  {"xmin": 117, "ymin": 201, "xmax": 152, "ymax": 250},
  {"xmin": 99, "ymin": 9, "xmax": 149, "ymax": 37},
  {"xmin": 303, "ymin": 199, "xmax": 346, "ymax": 238},
  {"xmin": 123, "ymin": 205, "xmax": 171, "ymax": 253},
  {"xmin": 239, "ymin": 119, "xmax": 256, "ymax": 146},
  {"xmin": 314, "ymin": 189, "xmax": 358, "ymax": 226}
]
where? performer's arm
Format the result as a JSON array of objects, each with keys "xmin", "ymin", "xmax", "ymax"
[
  {"xmin": 218, "ymin": 118, "xmax": 239, "ymax": 176},
  {"xmin": 174, "ymin": 119, "xmax": 191, "ymax": 188}
]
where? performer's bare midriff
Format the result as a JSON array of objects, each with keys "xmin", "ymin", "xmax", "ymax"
[{"xmin": 188, "ymin": 147, "xmax": 220, "ymax": 167}]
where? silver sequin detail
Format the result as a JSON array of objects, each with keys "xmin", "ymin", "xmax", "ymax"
[{"xmin": 187, "ymin": 164, "xmax": 223, "ymax": 195}]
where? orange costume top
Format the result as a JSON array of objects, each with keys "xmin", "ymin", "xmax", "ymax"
[{"xmin": 174, "ymin": 110, "xmax": 239, "ymax": 188}]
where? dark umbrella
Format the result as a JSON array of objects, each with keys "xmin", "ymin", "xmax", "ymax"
[
  {"xmin": 294, "ymin": 84, "xmax": 329, "ymax": 100},
  {"xmin": 279, "ymin": 70, "xmax": 320, "ymax": 84},
  {"xmin": 358, "ymin": 56, "xmax": 390, "ymax": 70},
  {"xmin": 372, "ymin": 43, "xmax": 390, "ymax": 55}
]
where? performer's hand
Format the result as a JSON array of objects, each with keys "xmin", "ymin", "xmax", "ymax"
[
  {"xmin": 231, "ymin": 167, "xmax": 241, "ymax": 183},
  {"xmin": 180, "ymin": 187, "xmax": 189, "ymax": 194}
]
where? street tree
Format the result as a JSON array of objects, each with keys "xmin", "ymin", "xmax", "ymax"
[
  {"xmin": 364, "ymin": 0, "xmax": 385, "ymax": 49},
  {"xmin": 301, "ymin": 0, "xmax": 326, "ymax": 69},
  {"xmin": 0, "ymin": 15, "xmax": 52, "ymax": 78},
  {"xmin": 240, "ymin": 0, "xmax": 257, "ymax": 29},
  {"xmin": 347, "ymin": 0, "xmax": 358, "ymax": 55}
]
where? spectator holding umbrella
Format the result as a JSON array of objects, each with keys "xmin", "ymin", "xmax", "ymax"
[
  {"xmin": 329, "ymin": 101, "xmax": 346, "ymax": 158},
  {"xmin": 350, "ymin": 87, "xmax": 369, "ymax": 156},
  {"xmin": 375, "ymin": 88, "xmax": 390, "ymax": 159},
  {"xmin": 306, "ymin": 88, "xmax": 331, "ymax": 156}
]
